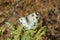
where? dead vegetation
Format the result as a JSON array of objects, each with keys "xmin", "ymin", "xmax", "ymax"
[{"xmin": 0, "ymin": 0, "xmax": 60, "ymax": 40}]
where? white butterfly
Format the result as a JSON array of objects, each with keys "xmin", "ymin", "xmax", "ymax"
[{"xmin": 18, "ymin": 12, "xmax": 40, "ymax": 30}]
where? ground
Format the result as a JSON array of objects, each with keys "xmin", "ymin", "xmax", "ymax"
[{"xmin": 0, "ymin": 0, "xmax": 60, "ymax": 40}]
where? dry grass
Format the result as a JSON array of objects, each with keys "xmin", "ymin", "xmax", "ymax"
[{"xmin": 0, "ymin": 0, "xmax": 60, "ymax": 40}]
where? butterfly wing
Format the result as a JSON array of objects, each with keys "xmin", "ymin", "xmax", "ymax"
[
  {"xmin": 19, "ymin": 17, "xmax": 28, "ymax": 26},
  {"xmin": 27, "ymin": 12, "xmax": 40, "ymax": 26},
  {"xmin": 18, "ymin": 17, "xmax": 32, "ymax": 30}
]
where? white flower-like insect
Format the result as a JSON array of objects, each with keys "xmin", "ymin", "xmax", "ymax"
[{"xmin": 18, "ymin": 12, "xmax": 40, "ymax": 30}]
